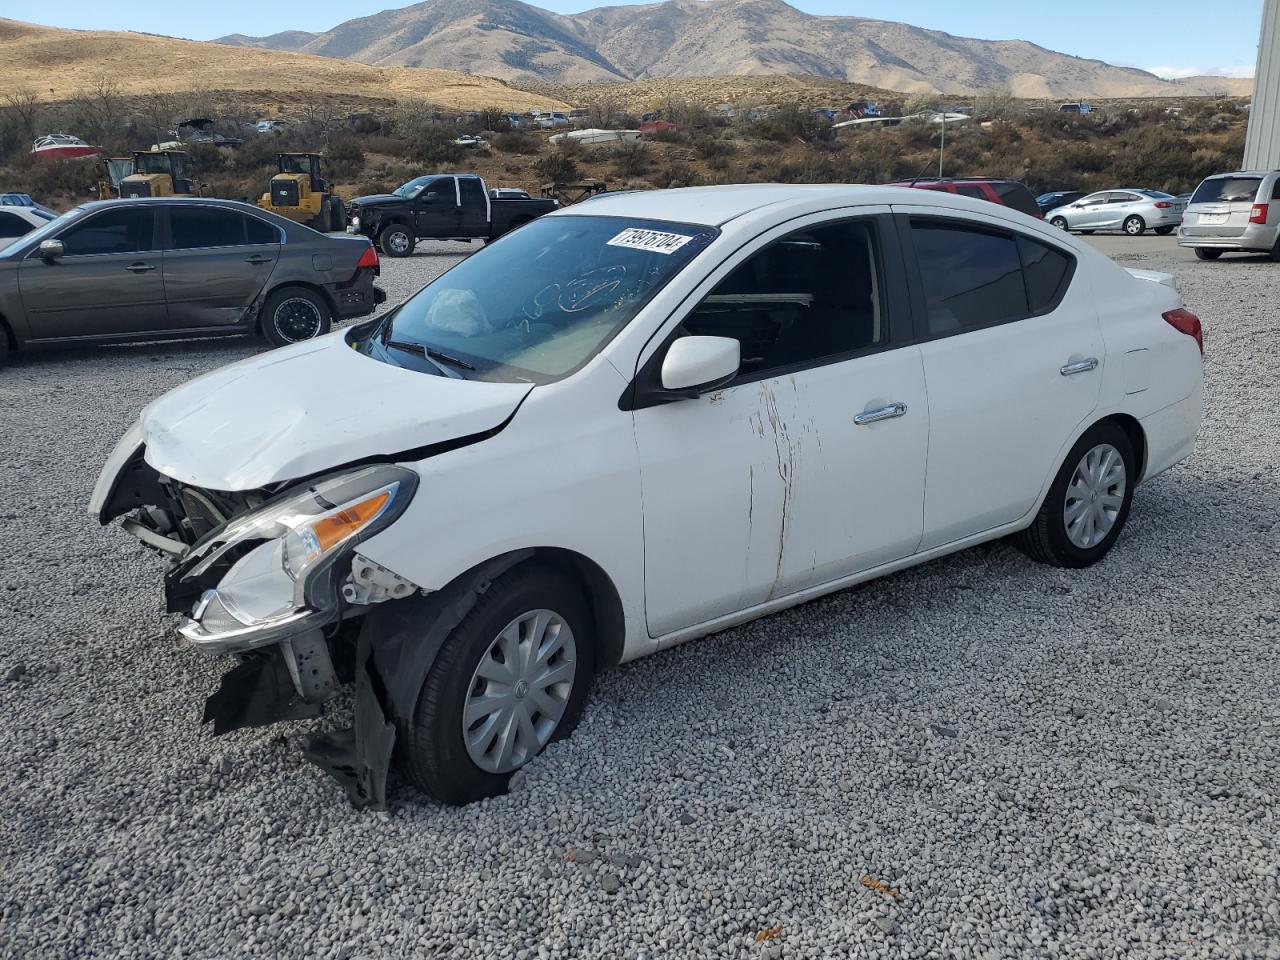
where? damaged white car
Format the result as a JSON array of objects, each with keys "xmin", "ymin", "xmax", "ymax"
[{"xmin": 92, "ymin": 185, "xmax": 1204, "ymax": 806}]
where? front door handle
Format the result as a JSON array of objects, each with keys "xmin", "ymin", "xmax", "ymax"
[
  {"xmin": 125, "ymin": 262, "xmax": 156, "ymax": 273},
  {"xmin": 854, "ymin": 401, "xmax": 908, "ymax": 426},
  {"xmin": 1061, "ymin": 357, "xmax": 1099, "ymax": 376},
  {"xmin": 244, "ymin": 255, "xmax": 272, "ymax": 265}
]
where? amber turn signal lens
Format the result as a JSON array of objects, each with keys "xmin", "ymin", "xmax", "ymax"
[{"xmin": 310, "ymin": 491, "xmax": 391, "ymax": 553}]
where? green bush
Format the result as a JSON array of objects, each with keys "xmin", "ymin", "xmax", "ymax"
[
  {"xmin": 535, "ymin": 149, "xmax": 579, "ymax": 184},
  {"xmin": 614, "ymin": 141, "xmax": 651, "ymax": 178},
  {"xmin": 492, "ymin": 131, "xmax": 541, "ymax": 155},
  {"xmin": 325, "ymin": 137, "xmax": 366, "ymax": 181}
]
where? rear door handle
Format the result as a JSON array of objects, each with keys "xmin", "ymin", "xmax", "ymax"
[
  {"xmin": 854, "ymin": 401, "xmax": 908, "ymax": 426},
  {"xmin": 244, "ymin": 255, "xmax": 273, "ymax": 265},
  {"xmin": 125, "ymin": 262, "xmax": 156, "ymax": 273},
  {"xmin": 1061, "ymin": 357, "xmax": 1099, "ymax": 376}
]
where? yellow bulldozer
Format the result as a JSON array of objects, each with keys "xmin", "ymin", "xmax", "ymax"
[
  {"xmin": 117, "ymin": 151, "xmax": 201, "ymax": 198},
  {"xmin": 258, "ymin": 153, "xmax": 345, "ymax": 231}
]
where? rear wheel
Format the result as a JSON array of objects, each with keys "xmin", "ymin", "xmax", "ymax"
[
  {"xmin": 1014, "ymin": 421, "xmax": 1136, "ymax": 569},
  {"xmin": 1268, "ymin": 237, "xmax": 1280, "ymax": 263},
  {"xmin": 1155, "ymin": 226, "xmax": 1175, "ymax": 236},
  {"xmin": 398, "ymin": 567, "xmax": 596, "ymax": 805},
  {"xmin": 1050, "ymin": 216, "xmax": 1069, "ymax": 230},
  {"xmin": 1194, "ymin": 248, "xmax": 1222, "ymax": 261},
  {"xmin": 260, "ymin": 286, "xmax": 332, "ymax": 348},
  {"xmin": 1124, "ymin": 215, "xmax": 1146, "ymax": 236},
  {"xmin": 380, "ymin": 223, "xmax": 415, "ymax": 258}
]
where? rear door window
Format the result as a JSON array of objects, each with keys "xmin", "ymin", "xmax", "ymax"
[
  {"xmin": 458, "ymin": 177, "xmax": 487, "ymax": 207},
  {"xmin": 910, "ymin": 220, "xmax": 1027, "ymax": 335},
  {"xmin": 1191, "ymin": 177, "xmax": 1262, "ymax": 204},
  {"xmin": 170, "ymin": 207, "xmax": 252, "ymax": 249}
]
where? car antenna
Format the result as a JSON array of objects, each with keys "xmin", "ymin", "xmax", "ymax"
[{"xmin": 907, "ymin": 162, "xmax": 933, "ymax": 188}]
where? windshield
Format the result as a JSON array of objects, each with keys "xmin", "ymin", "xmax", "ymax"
[
  {"xmin": 393, "ymin": 176, "xmax": 438, "ymax": 199},
  {"xmin": 356, "ymin": 215, "xmax": 718, "ymax": 383},
  {"xmin": 1192, "ymin": 176, "xmax": 1262, "ymax": 204}
]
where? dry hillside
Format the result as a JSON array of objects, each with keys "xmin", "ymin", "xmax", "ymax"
[
  {"xmin": 0, "ymin": 18, "xmax": 568, "ymax": 110},
  {"xmin": 217, "ymin": 0, "xmax": 1256, "ymax": 98}
]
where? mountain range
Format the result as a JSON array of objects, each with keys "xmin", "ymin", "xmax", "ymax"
[{"xmin": 217, "ymin": 0, "xmax": 1253, "ymax": 98}]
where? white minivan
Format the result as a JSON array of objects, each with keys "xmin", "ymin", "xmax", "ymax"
[{"xmin": 92, "ymin": 185, "xmax": 1204, "ymax": 806}]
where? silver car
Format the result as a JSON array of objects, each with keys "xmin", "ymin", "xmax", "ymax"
[
  {"xmin": 1046, "ymin": 189, "xmax": 1186, "ymax": 236},
  {"xmin": 1178, "ymin": 171, "xmax": 1280, "ymax": 261}
]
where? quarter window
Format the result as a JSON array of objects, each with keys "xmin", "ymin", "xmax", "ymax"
[
  {"xmin": 58, "ymin": 208, "xmax": 155, "ymax": 256},
  {"xmin": 0, "ymin": 212, "xmax": 29, "ymax": 238},
  {"xmin": 680, "ymin": 220, "xmax": 885, "ymax": 379},
  {"xmin": 1018, "ymin": 236, "xmax": 1073, "ymax": 313}
]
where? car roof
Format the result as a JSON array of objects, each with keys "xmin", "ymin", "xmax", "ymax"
[
  {"xmin": 76, "ymin": 197, "xmax": 270, "ymax": 213},
  {"xmin": 548, "ymin": 184, "xmax": 1010, "ymax": 228}
]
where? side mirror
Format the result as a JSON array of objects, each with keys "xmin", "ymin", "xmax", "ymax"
[
  {"xmin": 661, "ymin": 335, "xmax": 740, "ymax": 392},
  {"xmin": 421, "ymin": 191, "xmax": 438, "ymax": 203},
  {"xmin": 39, "ymin": 239, "xmax": 64, "ymax": 261}
]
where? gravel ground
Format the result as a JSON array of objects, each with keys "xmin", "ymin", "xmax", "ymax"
[{"xmin": 1, "ymin": 239, "xmax": 1277, "ymax": 959}]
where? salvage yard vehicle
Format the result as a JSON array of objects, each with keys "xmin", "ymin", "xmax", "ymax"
[
  {"xmin": 346, "ymin": 173, "xmax": 557, "ymax": 257},
  {"xmin": 1179, "ymin": 170, "xmax": 1280, "ymax": 260},
  {"xmin": 1047, "ymin": 189, "xmax": 1186, "ymax": 236},
  {"xmin": 91, "ymin": 185, "xmax": 1204, "ymax": 808},
  {"xmin": 0, "ymin": 205, "xmax": 55, "ymax": 244},
  {"xmin": 118, "ymin": 151, "xmax": 200, "ymax": 198},
  {"xmin": 0, "ymin": 198, "xmax": 383, "ymax": 364},
  {"xmin": 257, "ymin": 153, "xmax": 345, "ymax": 232}
]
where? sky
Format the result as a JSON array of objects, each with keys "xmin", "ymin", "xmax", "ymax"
[{"xmin": 20, "ymin": 0, "xmax": 1264, "ymax": 79}]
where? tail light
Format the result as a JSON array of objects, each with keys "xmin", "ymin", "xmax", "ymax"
[
  {"xmin": 1154, "ymin": 201, "xmax": 1173, "ymax": 209},
  {"xmin": 1163, "ymin": 308, "xmax": 1204, "ymax": 355},
  {"xmin": 1250, "ymin": 203, "xmax": 1269, "ymax": 224},
  {"xmin": 356, "ymin": 244, "xmax": 379, "ymax": 270}
]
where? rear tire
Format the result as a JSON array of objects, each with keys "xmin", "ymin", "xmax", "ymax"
[
  {"xmin": 260, "ymin": 286, "xmax": 332, "ymax": 348},
  {"xmin": 1123, "ymin": 215, "xmax": 1146, "ymax": 236},
  {"xmin": 1268, "ymin": 237, "xmax": 1280, "ymax": 263},
  {"xmin": 1155, "ymin": 226, "xmax": 1175, "ymax": 236},
  {"xmin": 398, "ymin": 567, "xmax": 596, "ymax": 805},
  {"xmin": 1050, "ymin": 216, "xmax": 1069, "ymax": 230},
  {"xmin": 380, "ymin": 223, "xmax": 415, "ymax": 258},
  {"xmin": 1194, "ymin": 248, "xmax": 1222, "ymax": 261},
  {"xmin": 1014, "ymin": 421, "xmax": 1136, "ymax": 569}
]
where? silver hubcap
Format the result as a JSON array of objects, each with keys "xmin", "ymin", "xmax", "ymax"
[
  {"xmin": 388, "ymin": 231, "xmax": 410, "ymax": 253},
  {"xmin": 1126, "ymin": 219, "xmax": 1141, "ymax": 235},
  {"xmin": 274, "ymin": 298, "xmax": 322, "ymax": 342},
  {"xmin": 462, "ymin": 609, "xmax": 576, "ymax": 774},
  {"xmin": 1064, "ymin": 443, "xmax": 1126, "ymax": 549}
]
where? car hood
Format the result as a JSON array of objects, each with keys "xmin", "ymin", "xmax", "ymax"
[
  {"xmin": 139, "ymin": 334, "xmax": 533, "ymax": 491},
  {"xmin": 351, "ymin": 194, "xmax": 404, "ymax": 208}
]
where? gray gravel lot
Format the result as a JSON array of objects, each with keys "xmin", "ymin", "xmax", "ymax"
[{"xmin": 1, "ymin": 237, "xmax": 1277, "ymax": 959}]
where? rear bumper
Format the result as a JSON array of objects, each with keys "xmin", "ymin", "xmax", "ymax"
[
  {"xmin": 1139, "ymin": 383, "xmax": 1203, "ymax": 483},
  {"xmin": 1178, "ymin": 222, "xmax": 1278, "ymax": 250},
  {"xmin": 331, "ymin": 268, "xmax": 383, "ymax": 319}
]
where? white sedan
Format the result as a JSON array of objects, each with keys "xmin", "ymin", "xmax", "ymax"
[{"xmin": 91, "ymin": 185, "xmax": 1204, "ymax": 806}]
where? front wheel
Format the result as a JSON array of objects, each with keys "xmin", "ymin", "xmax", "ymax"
[
  {"xmin": 398, "ymin": 567, "xmax": 596, "ymax": 805},
  {"xmin": 260, "ymin": 286, "xmax": 332, "ymax": 347},
  {"xmin": 1050, "ymin": 216, "xmax": 1069, "ymax": 230},
  {"xmin": 1194, "ymin": 248, "xmax": 1223, "ymax": 260},
  {"xmin": 1154, "ymin": 226, "xmax": 1175, "ymax": 236},
  {"xmin": 1014, "ymin": 421, "xmax": 1136, "ymax": 568},
  {"xmin": 380, "ymin": 223, "xmax": 416, "ymax": 258},
  {"xmin": 1124, "ymin": 215, "xmax": 1146, "ymax": 236}
]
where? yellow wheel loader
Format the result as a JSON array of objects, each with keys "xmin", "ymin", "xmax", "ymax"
[
  {"xmin": 118, "ymin": 151, "xmax": 201, "ymax": 198},
  {"xmin": 258, "ymin": 153, "xmax": 345, "ymax": 231}
]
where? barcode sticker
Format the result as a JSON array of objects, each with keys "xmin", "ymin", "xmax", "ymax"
[{"xmin": 606, "ymin": 228, "xmax": 694, "ymax": 255}]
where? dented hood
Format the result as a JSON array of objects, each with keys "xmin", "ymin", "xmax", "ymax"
[{"xmin": 140, "ymin": 334, "xmax": 532, "ymax": 490}]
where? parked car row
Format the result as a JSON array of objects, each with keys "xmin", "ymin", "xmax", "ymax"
[{"xmin": 1045, "ymin": 190, "xmax": 1186, "ymax": 236}]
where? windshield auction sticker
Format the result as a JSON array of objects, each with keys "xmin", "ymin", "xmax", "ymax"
[{"xmin": 606, "ymin": 228, "xmax": 695, "ymax": 255}]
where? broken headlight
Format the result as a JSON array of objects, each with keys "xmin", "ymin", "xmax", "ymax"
[{"xmin": 178, "ymin": 465, "xmax": 418, "ymax": 646}]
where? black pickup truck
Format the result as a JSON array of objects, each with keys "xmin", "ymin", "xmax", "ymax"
[{"xmin": 346, "ymin": 174, "xmax": 557, "ymax": 257}]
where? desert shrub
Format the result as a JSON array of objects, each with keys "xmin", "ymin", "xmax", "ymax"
[
  {"xmin": 492, "ymin": 131, "xmax": 541, "ymax": 154},
  {"xmin": 614, "ymin": 141, "xmax": 651, "ymax": 177},
  {"xmin": 325, "ymin": 137, "xmax": 366, "ymax": 181},
  {"xmin": 356, "ymin": 180, "xmax": 393, "ymax": 196},
  {"xmin": 752, "ymin": 103, "xmax": 833, "ymax": 143},
  {"xmin": 651, "ymin": 160, "xmax": 696, "ymax": 188},
  {"xmin": 643, "ymin": 126, "xmax": 689, "ymax": 144},
  {"xmin": 535, "ymin": 149, "xmax": 579, "ymax": 183}
]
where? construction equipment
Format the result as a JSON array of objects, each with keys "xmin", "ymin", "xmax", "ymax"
[
  {"xmin": 97, "ymin": 157, "xmax": 133, "ymax": 200},
  {"xmin": 118, "ymin": 151, "xmax": 199, "ymax": 198},
  {"xmin": 258, "ymin": 153, "xmax": 345, "ymax": 231}
]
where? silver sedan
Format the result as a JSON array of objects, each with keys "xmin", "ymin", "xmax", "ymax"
[{"xmin": 1046, "ymin": 189, "xmax": 1186, "ymax": 236}]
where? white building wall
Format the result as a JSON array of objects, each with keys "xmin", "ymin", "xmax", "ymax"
[{"xmin": 1244, "ymin": 0, "xmax": 1280, "ymax": 169}]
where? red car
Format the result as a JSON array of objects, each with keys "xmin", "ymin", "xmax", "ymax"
[{"xmin": 892, "ymin": 178, "xmax": 1043, "ymax": 219}]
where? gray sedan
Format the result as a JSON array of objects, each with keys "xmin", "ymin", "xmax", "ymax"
[
  {"xmin": 0, "ymin": 198, "xmax": 383, "ymax": 365},
  {"xmin": 1046, "ymin": 189, "xmax": 1186, "ymax": 236}
]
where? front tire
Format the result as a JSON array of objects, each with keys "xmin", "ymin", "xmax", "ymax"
[
  {"xmin": 399, "ymin": 567, "xmax": 596, "ymax": 805},
  {"xmin": 1050, "ymin": 216, "xmax": 1069, "ymax": 230},
  {"xmin": 1124, "ymin": 215, "xmax": 1146, "ymax": 236},
  {"xmin": 1014, "ymin": 421, "xmax": 1136, "ymax": 569},
  {"xmin": 380, "ymin": 223, "xmax": 415, "ymax": 258},
  {"xmin": 260, "ymin": 286, "xmax": 332, "ymax": 348},
  {"xmin": 1194, "ymin": 248, "xmax": 1223, "ymax": 260}
]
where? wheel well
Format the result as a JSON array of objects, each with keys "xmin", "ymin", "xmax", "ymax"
[
  {"xmin": 0, "ymin": 313, "xmax": 15, "ymax": 351},
  {"xmin": 255, "ymin": 282, "xmax": 336, "ymax": 333},
  {"xmin": 1099, "ymin": 413, "xmax": 1147, "ymax": 480}
]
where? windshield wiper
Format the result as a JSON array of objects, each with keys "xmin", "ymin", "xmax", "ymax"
[{"xmin": 384, "ymin": 339, "xmax": 475, "ymax": 372}]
